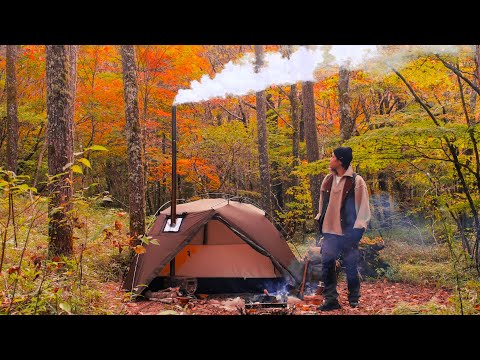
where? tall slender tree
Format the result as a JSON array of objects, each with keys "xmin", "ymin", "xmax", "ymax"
[
  {"xmin": 302, "ymin": 80, "xmax": 321, "ymax": 216},
  {"xmin": 6, "ymin": 45, "xmax": 19, "ymax": 173},
  {"xmin": 254, "ymin": 45, "xmax": 273, "ymax": 216},
  {"xmin": 286, "ymin": 46, "xmax": 300, "ymax": 187},
  {"xmin": 68, "ymin": 45, "xmax": 78, "ymax": 136},
  {"xmin": 339, "ymin": 64, "xmax": 354, "ymax": 141},
  {"xmin": 290, "ymin": 84, "xmax": 300, "ymax": 179},
  {"xmin": 46, "ymin": 45, "xmax": 76, "ymax": 257},
  {"xmin": 120, "ymin": 45, "xmax": 146, "ymax": 242},
  {"xmin": 470, "ymin": 45, "xmax": 480, "ymax": 117}
]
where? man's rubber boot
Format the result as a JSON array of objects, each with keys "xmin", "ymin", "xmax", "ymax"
[{"xmin": 317, "ymin": 301, "xmax": 341, "ymax": 311}]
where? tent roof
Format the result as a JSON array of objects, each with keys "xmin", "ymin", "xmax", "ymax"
[{"xmin": 160, "ymin": 198, "xmax": 265, "ymax": 216}]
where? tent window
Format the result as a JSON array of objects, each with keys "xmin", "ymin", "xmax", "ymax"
[{"xmin": 163, "ymin": 217, "xmax": 183, "ymax": 232}]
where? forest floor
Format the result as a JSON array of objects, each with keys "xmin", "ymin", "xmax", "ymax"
[{"xmin": 103, "ymin": 278, "xmax": 453, "ymax": 315}]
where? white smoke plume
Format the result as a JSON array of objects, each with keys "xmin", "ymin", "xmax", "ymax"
[
  {"xmin": 174, "ymin": 45, "xmax": 461, "ymax": 105},
  {"xmin": 174, "ymin": 45, "xmax": 377, "ymax": 105},
  {"xmin": 369, "ymin": 45, "xmax": 461, "ymax": 73}
]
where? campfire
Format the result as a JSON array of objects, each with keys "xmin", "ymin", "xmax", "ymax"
[{"xmin": 245, "ymin": 289, "xmax": 288, "ymax": 309}]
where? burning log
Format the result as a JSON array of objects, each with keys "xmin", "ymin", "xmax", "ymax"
[
  {"xmin": 252, "ymin": 293, "xmax": 278, "ymax": 303},
  {"xmin": 144, "ymin": 287, "xmax": 180, "ymax": 300},
  {"xmin": 245, "ymin": 302, "xmax": 288, "ymax": 309},
  {"xmin": 302, "ymin": 295, "xmax": 322, "ymax": 305},
  {"xmin": 148, "ymin": 297, "xmax": 177, "ymax": 304},
  {"xmin": 245, "ymin": 291, "xmax": 288, "ymax": 309}
]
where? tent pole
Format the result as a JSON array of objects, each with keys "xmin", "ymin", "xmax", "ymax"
[{"xmin": 170, "ymin": 105, "xmax": 177, "ymax": 282}]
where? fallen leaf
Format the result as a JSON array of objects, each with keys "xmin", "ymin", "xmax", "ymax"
[
  {"xmin": 59, "ymin": 302, "xmax": 72, "ymax": 314},
  {"xmin": 134, "ymin": 245, "xmax": 146, "ymax": 254},
  {"xmin": 115, "ymin": 220, "xmax": 123, "ymax": 231},
  {"xmin": 7, "ymin": 266, "xmax": 20, "ymax": 274},
  {"xmin": 157, "ymin": 310, "xmax": 179, "ymax": 315}
]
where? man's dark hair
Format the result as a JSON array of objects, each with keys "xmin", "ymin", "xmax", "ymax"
[{"xmin": 333, "ymin": 146, "xmax": 353, "ymax": 169}]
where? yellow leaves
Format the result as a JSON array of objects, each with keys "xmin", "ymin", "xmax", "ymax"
[
  {"xmin": 71, "ymin": 165, "xmax": 83, "ymax": 174},
  {"xmin": 77, "ymin": 158, "xmax": 91, "ymax": 169},
  {"xmin": 84, "ymin": 145, "xmax": 108, "ymax": 152},
  {"xmin": 59, "ymin": 302, "xmax": 72, "ymax": 314},
  {"xmin": 134, "ymin": 245, "xmax": 146, "ymax": 254}
]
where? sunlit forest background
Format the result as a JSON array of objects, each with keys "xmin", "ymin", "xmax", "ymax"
[{"xmin": 1, "ymin": 45, "xmax": 479, "ymax": 314}]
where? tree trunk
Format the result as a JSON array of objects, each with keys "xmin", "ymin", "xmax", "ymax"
[
  {"xmin": 121, "ymin": 45, "xmax": 146, "ymax": 242},
  {"xmin": 302, "ymin": 80, "xmax": 321, "ymax": 216},
  {"xmin": 46, "ymin": 46, "xmax": 75, "ymax": 257},
  {"xmin": 475, "ymin": 45, "xmax": 480, "ymax": 85},
  {"xmin": 339, "ymin": 65, "xmax": 354, "ymax": 141},
  {"xmin": 6, "ymin": 45, "xmax": 19, "ymax": 173},
  {"xmin": 287, "ymin": 44, "xmax": 300, "ymax": 187},
  {"xmin": 290, "ymin": 83, "xmax": 300, "ymax": 186},
  {"xmin": 254, "ymin": 45, "xmax": 273, "ymax": 216},
  {"xmin": 68, "ymin": 46, "xmax": 77, "ymax": 128},
  {"xmin": 266, "ymin": 94, "xmax": 284, "ymax": 212},
  {"xmin": 299, "ymin": 100, "xmax": 305, "ymax": 143},
  {"xmin": 33, "ymin": 133, "xmax": 48, "ymax": 189},
  {"xmin": 471, "ymin": 45, "xmax": 480, "ymax": 120}
]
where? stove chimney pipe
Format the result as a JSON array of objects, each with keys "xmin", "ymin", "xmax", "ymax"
[
  {"xmin": 171, "ymin": 105, "xmax": 177, "ymax": 225},
  {"xmin": 170, "ymin": 105, "xmax": 177, "ymax": 281}
]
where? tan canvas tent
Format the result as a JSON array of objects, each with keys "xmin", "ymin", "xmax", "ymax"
[{"xmin": 123, "ymin": 198, "xmax": 301, "ymax": 295}]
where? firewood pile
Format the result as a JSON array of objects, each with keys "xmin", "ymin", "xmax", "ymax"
[{"xmin": 144, "ymin": 287, "xmax": 183, "ymax": 304}]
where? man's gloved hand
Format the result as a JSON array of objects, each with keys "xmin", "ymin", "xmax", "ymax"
[
  {"xmin": 351, "ymin": 228, "xmax": 365, "ymax": 243},
  {"xmin": 315, "ymin": 219, "xmax": 322, "ymax": 246}
]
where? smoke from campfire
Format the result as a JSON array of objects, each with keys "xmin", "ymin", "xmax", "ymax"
[
  {"xmin": 174, "ymin": 45, "xmax": 460, "ymax": 105},
  {"xmin": 368, "ymin": 192, "xmax": 434, "ymax": 245}
]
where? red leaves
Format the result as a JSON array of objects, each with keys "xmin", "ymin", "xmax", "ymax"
[
  {"xmin": 7, "ymin": 266, "xmax": 20, "ymax": 275},
  {"xmin": 114, "ymin": 220, "xmax": 123, "ymax": 231},
  {"xmin": 30, "ymin": 255, "xmax": 43, "ymax": 269},
  {"xmin": 106, "ymin": 279, "xmax": 453, "ymax": 315},
  {"xmin": 112, "ymin": 240, "xmax": 125, "ymax": 254},
  {"xmin": 103, "ymin": 229, "xmax": 113, "ymax": 242}
]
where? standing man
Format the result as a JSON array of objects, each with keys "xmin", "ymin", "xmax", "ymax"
[{"xmin": 314, "ymin": 146, "xmax": 371, "ymax": 311}]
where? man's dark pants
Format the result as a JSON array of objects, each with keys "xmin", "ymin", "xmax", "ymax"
[{"xmin": 321, "ymin": 232, "xmax": 360, "ymax": 304}]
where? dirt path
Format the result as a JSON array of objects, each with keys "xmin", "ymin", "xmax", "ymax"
[{"xmin": 103, "ymin": 279, "xmax": 453, "ymax": 315}]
